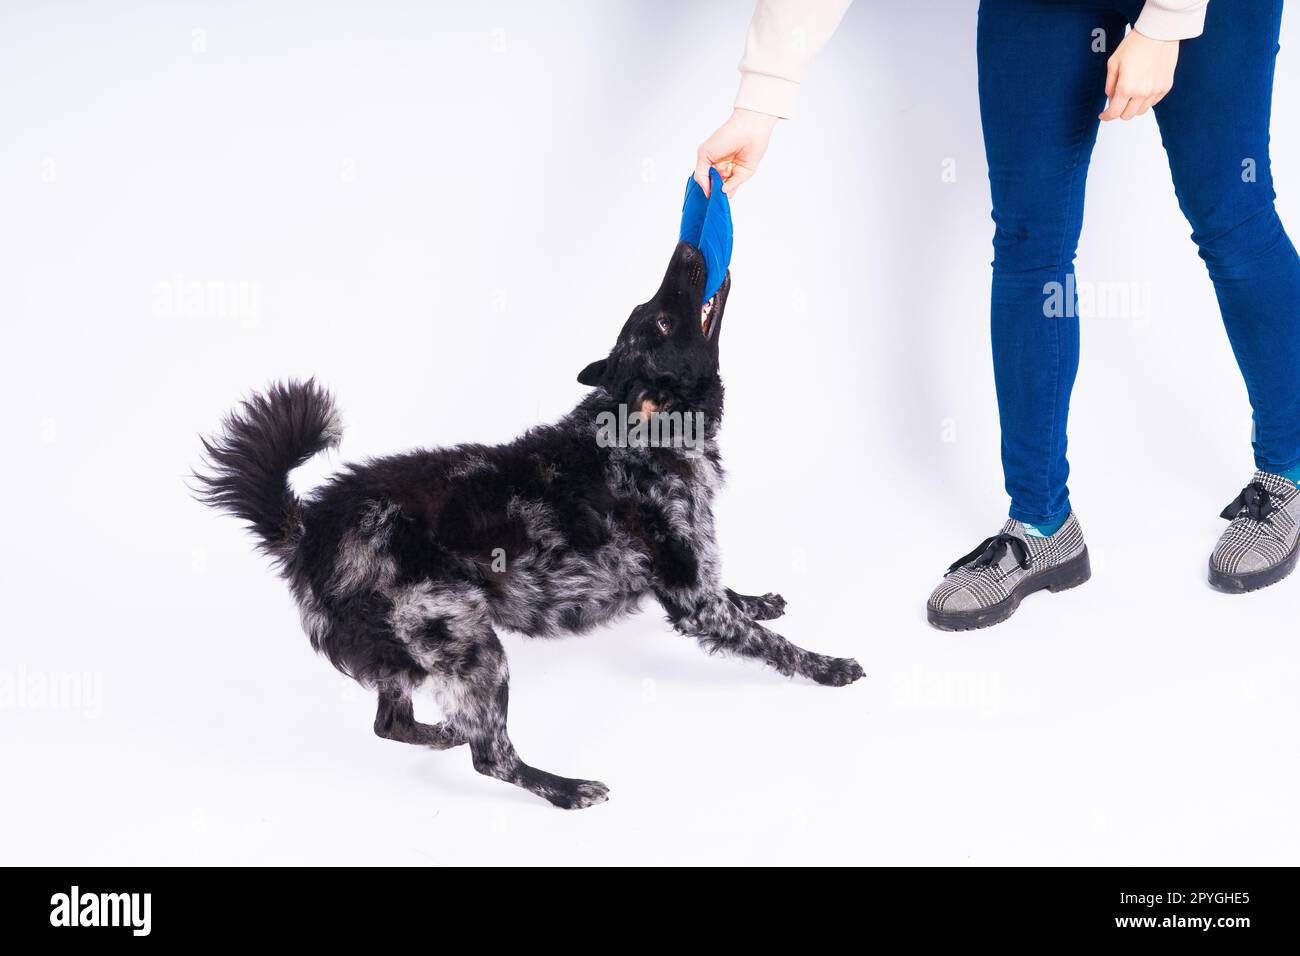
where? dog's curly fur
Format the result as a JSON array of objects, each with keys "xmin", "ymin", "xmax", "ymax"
[{"xmin": 196, "ymin": 243, "xmax": 863, "ymax": 809}]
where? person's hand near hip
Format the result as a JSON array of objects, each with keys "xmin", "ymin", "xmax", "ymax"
[{"xmin": 1101, "ymin": 29, "xmax": 1181, "ymax": 121}]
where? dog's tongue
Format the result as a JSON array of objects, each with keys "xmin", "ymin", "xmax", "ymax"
[{"xmin": 679, "ymin": 168, "xmax": 733, "ymax": 302}]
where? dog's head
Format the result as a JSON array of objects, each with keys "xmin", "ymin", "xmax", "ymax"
[{"xmin": 577, "ymin": 241, "xmax": 729, "ymax": 415}]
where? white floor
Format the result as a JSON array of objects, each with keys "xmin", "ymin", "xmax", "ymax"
[
  {"xmin": 3, "ymin": 0, "xmax": 1298, "ymax": 866},
  {"xmin": 6, "ymin": 467, "xmax": 1298, "ymax": 866}
]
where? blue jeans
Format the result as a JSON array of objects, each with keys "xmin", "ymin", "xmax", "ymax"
[{"xmin": 977, "ymin": 0, "xmax": 1300, "ymax": 525}]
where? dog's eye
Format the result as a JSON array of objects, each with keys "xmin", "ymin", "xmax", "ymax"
[{"xmin": 656, "ymin": 316, "xmax": 672, "ymax": 336}]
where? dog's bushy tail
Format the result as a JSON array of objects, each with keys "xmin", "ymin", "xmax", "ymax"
[{"xmin": 194, "ymin": 379, "xmax": 341, "ymax": 559}]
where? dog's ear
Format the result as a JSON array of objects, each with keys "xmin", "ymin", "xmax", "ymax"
[{"xmin": 577, "ymin": 358, "xmax": 608, "ymax": 387}]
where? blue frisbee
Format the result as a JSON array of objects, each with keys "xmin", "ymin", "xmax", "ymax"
[{"xmin": 679, "ymin": 167, "xmax": 733, "ymax": 301}]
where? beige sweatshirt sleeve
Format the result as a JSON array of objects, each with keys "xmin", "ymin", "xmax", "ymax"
[
  {"xmin": 734, "ymin": 0, "xmax": 853, "ymax": 120},
  {"xmin": 1134, "ymin": 0, "xmax": 1209, "ymax": 41}
]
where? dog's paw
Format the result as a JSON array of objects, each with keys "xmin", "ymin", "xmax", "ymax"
[
  {"xmin": 809, "ymin": 655, "xmax": 865, "ymax": 687},
  {"xmin": 548, "ymin": 778, "xmax": 611, "ymax": 810},
  {"xmin": 750, "ymin": 592, "xmax": 787, "ymax": 621}
]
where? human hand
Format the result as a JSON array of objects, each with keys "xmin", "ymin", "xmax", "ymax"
[
  {"xmin": 694, "ymin": 108, "xmax": 779, "ymax": 196},
  {"xmin": 1100, "ymin": 29, "xmax": 1180, "ymax": 121}
]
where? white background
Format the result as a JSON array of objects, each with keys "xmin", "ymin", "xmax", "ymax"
[{"xmin": 3, "ymin": 0, "xmax": 1298, "ymax": 865}]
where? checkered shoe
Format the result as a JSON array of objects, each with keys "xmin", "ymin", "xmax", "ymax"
[
  {"xmin": 927, "ymin": 514, "xmax": 1091, "ymax": 631},
  {"xmin": 1209, "ymin": 470, "xmax": 1300, "ymax": 593}
]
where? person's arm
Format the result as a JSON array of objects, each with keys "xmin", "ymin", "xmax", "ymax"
[
  {"xmin": 734, "ymin": 0, "xmax": 854, "ymax": 119},
  {"xmin": 695, "ymin": 0, "xmax": 852, "ymax": 196},
  {"xmin": 1100, "ymin": 1, "xmax": 1208, "ymax": 121}
]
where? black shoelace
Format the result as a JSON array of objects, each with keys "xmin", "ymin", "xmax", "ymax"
[
  {"xmin": 1219, "ymin": 481, "xmax": 1278, "ymax": 524},
  {"xmin": 946, "ymin": 532, "xmax": 1032, "ymax": 575}
]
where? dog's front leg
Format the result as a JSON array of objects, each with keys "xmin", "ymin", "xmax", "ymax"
[
  {"xmin": 660, "ymin": 587, "xmax": 863, "ymax": 687},
  {"xmin": 725, "ymin": 588, "xmax": 787, "ymax": 621},
  {"xmin": 645, "ymin": 510, "xmax": 860, "ymax": 686}
]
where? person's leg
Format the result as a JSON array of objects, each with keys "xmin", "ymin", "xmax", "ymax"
[
  {"xmin": 978, "ymin": 0, "xmax": 1126, "ymax": 526},
  {"xmin": 927, "ymin": 1, "xmax": 1122, "ymax": 630},
  {"xmin": 1149, "ymin": 0, "xmax": 1300, "ymax": 591},
  {"xmin": 1150, "ymin": 0, "xmax": 1300, "ymax": 478}
]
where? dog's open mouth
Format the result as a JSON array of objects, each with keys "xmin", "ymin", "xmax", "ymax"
[{"xmin": 700, "ymin": 293, "xmax": 717, "ymax": 339}]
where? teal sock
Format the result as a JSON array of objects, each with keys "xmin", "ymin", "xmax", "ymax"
[
  {"xmin": 1279, "ymin": 463, "xmax": 1300, "ymax": 488},
  {"xmin": 1022, "ymin": 514, "xmax": 1067, "ymax": 538}
]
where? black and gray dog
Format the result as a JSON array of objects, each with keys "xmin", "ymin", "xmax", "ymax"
[{"xmin": 197, "ymin": 242, "xmax": 863, "ymax": 809}]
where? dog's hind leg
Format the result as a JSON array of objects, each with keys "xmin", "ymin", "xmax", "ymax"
[
  {"xmin": 373, "ymin": 683, "xmax": 466, "ymax": 749},
  {"xmin": 725, "ymin": 588, "xmax": 787, "ymax": 621},
  {"xmin": 411, "ymin": 607, "xmax": 609, "ymax": 809}
]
